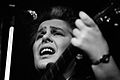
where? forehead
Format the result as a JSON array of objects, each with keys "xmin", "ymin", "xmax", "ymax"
[{"xmin": 38, "ymin": 19, "xmax": 71, "ymax": 31}]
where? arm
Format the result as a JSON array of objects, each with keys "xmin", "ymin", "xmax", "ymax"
[
  {"xmin": 92, "ymin": 56, "xmax": 120, "ymax": 80},
  {"xmin": 71, "ymin": 11, "xmax": 120, "ymax": 80}
]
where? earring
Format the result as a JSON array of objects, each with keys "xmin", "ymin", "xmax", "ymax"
[{"xmin": 76, "ymin": 54, "xmax": 83, "ymax": 60}]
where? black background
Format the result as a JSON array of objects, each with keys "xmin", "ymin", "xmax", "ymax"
[{"xmin": 1, "ymin": 0, "xmax": 120, "ymax": 80}]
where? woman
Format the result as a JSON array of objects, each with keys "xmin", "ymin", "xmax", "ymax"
[{"xmin": 30, "ymin": 6, "xmax": 120, "ymax": 80}]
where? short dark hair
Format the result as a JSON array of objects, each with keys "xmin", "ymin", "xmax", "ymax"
[{"xmin": 30, "ymin": 6, "xmax": 78, "ymax": 45}]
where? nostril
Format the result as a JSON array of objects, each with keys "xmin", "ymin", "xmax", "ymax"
[{"xmin": 42, "ymin": 38, "xmax": 53, "ymax": 43}]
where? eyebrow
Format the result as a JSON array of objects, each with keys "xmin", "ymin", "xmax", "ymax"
[
  {"xmin": 50, "ymin": 26, "xmax": 65, "ymax": 33},
  {"xmin": 37, "ymin": 26, "xmax": 65, "ymax": 34}
]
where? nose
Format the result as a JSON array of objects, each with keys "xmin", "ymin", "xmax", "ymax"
[
  {"xmin": 42, "ymin": 32, "xmax": 53, "ymax": 43},
  {"xmin": 42, "ymin": 37, "xmax": 53, "ymax": 43}
]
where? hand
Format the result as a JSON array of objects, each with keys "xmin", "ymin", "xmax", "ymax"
[{"xmin": 71, "ymin": 11, "xmax": 109, "ymax": 62}]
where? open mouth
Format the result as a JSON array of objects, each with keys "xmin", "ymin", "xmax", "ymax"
[{"xmin": 39, "ymin": 47, "xmax": 55, "ymax": 56}]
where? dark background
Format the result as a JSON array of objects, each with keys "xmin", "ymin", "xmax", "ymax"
[{"xmin": 1, "ymin": 0, "xmax": 120, "ymax": 80}]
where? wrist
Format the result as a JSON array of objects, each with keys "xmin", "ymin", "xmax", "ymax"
[{"xmin": 92, "ymin": 53, "xmax": 111, "ymax": 65}]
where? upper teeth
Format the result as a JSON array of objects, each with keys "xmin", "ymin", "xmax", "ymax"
[{"xmin": 41, "ymin": 48, "xmax": 53, "ymax": 54}]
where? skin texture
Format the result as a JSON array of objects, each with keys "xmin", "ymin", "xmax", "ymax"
[
  {"xmin": 71, "ymin": 11, "xmax": 109, "ymax": 62},
  {"xmin": 33, "ymin": 19, "xmax": 72, "ymax": 69}
]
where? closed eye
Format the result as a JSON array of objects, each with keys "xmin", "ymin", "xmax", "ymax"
[
  {"xmin": 36, "ymin": 34, "xmax": 43, "ymax": 40},
  {"xmin": 50, "ymin": 26, "xmax": 65, "ymax": 36},
  {"xmin": 54, "ymin": 32, "xmax": 64, "ymax": 36},
  {"xmin": 52, "ymin": 30, "xmax": 65, "ymax": 36},
  {"xmin": 36, "ymin": 31, "xmax": 46, "ymax": 40}
]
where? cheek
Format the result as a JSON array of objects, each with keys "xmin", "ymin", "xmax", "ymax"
[
  {"xmin": 54, "ymin": 36, "xmax": 71, "ymax": 52},
  {"xmin": 33, "ymin": 39, "xmax": 42, "ymax": 55}
]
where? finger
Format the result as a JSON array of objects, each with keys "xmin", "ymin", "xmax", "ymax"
[
  {"xmin": 71, "ymin": 38, "xmax": 82, "ymax": 47},
  {"xmin": 79, "ymin": 11, "xmax": 96, "ymax": 27},
  {"xmin": 75, "ymin": 19, "xmax": 87, "ymax": 30},
  {"xmin": 72, "ymin": 28, "xmax": 81, "ymax": 37}
]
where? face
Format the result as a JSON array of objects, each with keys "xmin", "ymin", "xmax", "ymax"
[{"xmin": 33, "ymin": 19, "xmax": 72, "ymax": 69}]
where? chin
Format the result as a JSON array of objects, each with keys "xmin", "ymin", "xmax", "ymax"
[
  {"xmin": 34, "ymin": 47, "xmax": 63, "ymax": 69},
  {"xmin": 35, "ymin": 58, "xmax": 57, "ymax": 69}
]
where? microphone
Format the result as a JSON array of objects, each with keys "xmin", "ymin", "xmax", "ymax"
[{"xmin": 46, "ymin": 63, "xmax": 54, "ymax": 69}]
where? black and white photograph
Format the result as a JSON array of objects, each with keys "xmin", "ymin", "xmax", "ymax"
[{"xmin": 1, "ymin": 0, "xmax": 120, "ymax": 80}]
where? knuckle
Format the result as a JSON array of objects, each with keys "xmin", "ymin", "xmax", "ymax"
[{"xmin": 71, "ymin": 38, "xmax": 81, "ymax": 46}]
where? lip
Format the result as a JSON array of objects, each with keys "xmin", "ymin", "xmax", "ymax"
[
  {"xmin": 40, "ymin": 54, "xmax": 52, "ymax": 59},
  {"xmin": 40, "ymin": 47, "xmax": 55, "ymax": 55}
]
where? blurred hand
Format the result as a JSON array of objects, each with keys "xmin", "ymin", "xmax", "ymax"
[{"xmin": 71, "ymin": 11, "xmax": 109, "ymax": 62}]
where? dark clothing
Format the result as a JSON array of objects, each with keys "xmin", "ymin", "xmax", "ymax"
[{"xmin": 38, "ymin": 45, "xmax": 96, "ymax": 80}]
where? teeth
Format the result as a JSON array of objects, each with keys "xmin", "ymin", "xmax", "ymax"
[{"xmin": 41, "ymin": 48, "xmax": 53, "ymax": 54}]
